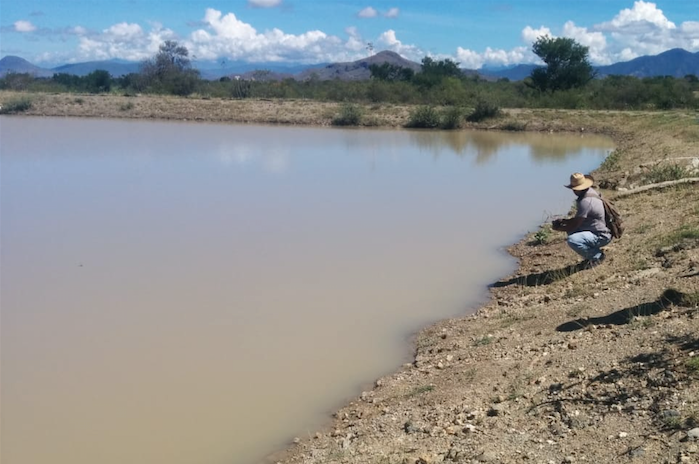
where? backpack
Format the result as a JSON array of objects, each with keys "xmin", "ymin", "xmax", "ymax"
[{"xmin": 587, "ymin": 192, "xmax": 624, "ymax": 239}]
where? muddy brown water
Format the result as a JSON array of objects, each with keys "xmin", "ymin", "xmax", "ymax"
[{"xmin": 0, "ymin": 117, "xmax": 613, "ymax": 464}]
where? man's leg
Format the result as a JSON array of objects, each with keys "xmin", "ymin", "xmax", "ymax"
[{"xmin": 567, "ymin": 231, "xmax": 610, "ymax": 261}]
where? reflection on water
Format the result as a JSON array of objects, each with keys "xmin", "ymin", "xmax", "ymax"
[
  {"xmin": 0, "ymin": 117, "xmax": 613, "ymax": 464},
  {"xmin": 409, "ymin": 130, "xmax": 612, "ymax": 164}
]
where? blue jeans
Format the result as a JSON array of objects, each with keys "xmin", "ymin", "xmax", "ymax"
[{"xmin": 567, "ymin": 231, "xmax": 611, "ymax": 261}]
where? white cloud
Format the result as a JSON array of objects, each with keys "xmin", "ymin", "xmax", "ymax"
[
  {"xmin": 76, "ymin": 22, "xmax": 177, "ymax": 61},
  {"xmin": 358, "ymin": 7, "xmax": 378, "ymax": 19},
  {"xmin": 521, "ymin": 26, "xmax": 552, "ymax": 44},
  {"xmin": 187, "ymin": 8, "xmax": 366, "ymax": 63},
  {"xmin": 561, "ymin": 21, "xmax": 609, "ymax": 64},
  {"xmin": 597, "ymin": 1, "xmax": 675, "ymax": 32},
  {"xmin": 247, "ymin": 0, "xmax": 282, "ymax": 8},
  {"xmin": 376, "ymin": 29, "xmax": 424, "ymax": 61},
  {"xmin": 456, "ymin": 46, "xmax": 530, "ymax": 69},
  {"xmin": 14, "ymin": 20, "xmax": 37, "ymax": 33},
  {"xmin": 384, "ymin": 8, "xmax": 400, "ymax": 18}
]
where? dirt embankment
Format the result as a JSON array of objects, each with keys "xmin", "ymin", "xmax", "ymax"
[{"xmin": 2, "ymin": 91, "xmax": 699, "ymax": 464}]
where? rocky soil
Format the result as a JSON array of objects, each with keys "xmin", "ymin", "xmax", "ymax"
[{"xmin": 2, "ymin": 91, "xmax": 698, "ymax": 464}]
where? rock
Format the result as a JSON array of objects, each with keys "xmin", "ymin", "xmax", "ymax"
[
  {"xmin": 563, "ymin": 456, "xmax": 575, "ymax": 463},
  {"xmin": 628, "ymin": 447, "xmax": 645, "ymax": 459},
  {"xmin": 618, "ymin": 432, "xmax": 628, "ymax": 438},
  {"xmin": 687, "ymin": 444, "xmax": 698, "ymax": 454},
  {"xmin": 687, "ymin": 428, "xmax": 699, "ymax": 440},
  {"xmin": 487, "ymin": 404, "xmax": 506, "ymax": 416},
  {"xmin": 476, "ymin": 450, "xmax": 497, "ymax": 462}
]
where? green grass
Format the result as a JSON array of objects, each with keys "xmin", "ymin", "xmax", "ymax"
[
  {"xmin": 407, "ymin": 385, "xmax": 435, "ymax": 397},
  {"xmin": 687, "ymin": 357, "xmax": 699, "ymax": 372},
  {"xmin": 644, "ymin": 164, "xmax": 690, "ymax": 184},
  {"xmin": 657, "ymin": 224, "xmax": 699, "ymax": 248},
  {"xmin": 474, "ymin": 335, "xmax": 493, "ymax": 346}
]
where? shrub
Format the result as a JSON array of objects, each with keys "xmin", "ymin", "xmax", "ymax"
[
  {"xmin": 439, "ymin": 106, "xmax": 464, "ymax": 129},
  {"xmin": 119, "ymin": 101, "xmax": 135, "ymax": 111},
  {"xmin": 466, "ymin": 99, "xmax": 501, "ymax": 122},
  {"xmin": 0, "ymin": 97, "xmax": 33, "ymax": 114},
  {"xmin": 644, "ymin": 164, "xmax": 689, "ymax": 184},
  {"xmin": 406, "ymin": 105, "xmax": 440, "ymax": 128},
  {"xmin": 332, "ymin": 103, "xmax": 362, "ymax": 126}
]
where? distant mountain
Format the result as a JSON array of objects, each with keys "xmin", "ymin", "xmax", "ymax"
[
  {"xmin": 0, "ymin": 56, "xmax": 53, "ymax": 77},
  {"xmin": 296, "ymin": 50, "xmax": 422, "ymax": 81},
  {"xmin": 2, "ymin": 48, "xmax": 698, "ymax": 82},
  {"xmin": 485, "ymin": 49, "xmax": 699, "ymax": 81},
  {"xmin": 596, "ymin": 48, "xmax": 699, "ymax": 78},
  {"xmin": 52, "ymin": 60, "xmax": 142, "ymax": 77},
  {"xmin": 484, "ymin": 64, "xmax": 541, "ymax": 81}
]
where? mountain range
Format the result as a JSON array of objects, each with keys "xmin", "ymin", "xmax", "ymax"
[{"xmin": 2, "ymin": 48, "xmax": 698, "ymax": 82}]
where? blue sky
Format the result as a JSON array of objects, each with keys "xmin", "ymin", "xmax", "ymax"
[{"xmin": 1, "ymin": 0, "xmax": 698, "ymax": 68}]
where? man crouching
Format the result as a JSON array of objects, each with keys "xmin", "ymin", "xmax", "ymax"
[{"xmin": 552, "ymin": 172, "xmax": 612, "ymax": 267}]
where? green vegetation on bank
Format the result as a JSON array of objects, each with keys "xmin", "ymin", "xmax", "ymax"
[{"xmin": 2, "ymin": 38, "xmax": 699, "ymax": 123}]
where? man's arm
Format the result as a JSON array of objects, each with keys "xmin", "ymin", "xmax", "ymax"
[{"xmin": 552, "ymin": 216, "xmax": 584, "ymax": 232}]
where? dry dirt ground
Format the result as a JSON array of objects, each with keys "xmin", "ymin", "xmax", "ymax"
[{"xmin": 2, "ymin": 92, "xmax": 699, "ymax": 464}]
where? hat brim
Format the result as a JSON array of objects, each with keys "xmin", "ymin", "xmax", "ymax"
[{"xmin": 565, "ymin": 177, "xmax": 594, "ymax": 190}]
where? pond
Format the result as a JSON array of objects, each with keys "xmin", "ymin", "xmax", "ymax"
[{"xmin": 0, "ymin": 117, "xmax": 613, "ymax": 464}]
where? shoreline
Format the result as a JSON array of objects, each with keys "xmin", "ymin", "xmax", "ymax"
[{"xmin": 2, "ymin": 91, "xmax": 699, "ymax": 463}]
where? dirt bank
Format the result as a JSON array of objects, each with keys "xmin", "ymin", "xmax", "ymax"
[{"xmin": 2, "ymin": 91, "xmax": 698, "ymax": 464}]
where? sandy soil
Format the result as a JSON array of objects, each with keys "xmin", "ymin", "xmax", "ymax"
[{"xmin": 2, "ymin": 91, "xmax": 699, "ymax": 464}]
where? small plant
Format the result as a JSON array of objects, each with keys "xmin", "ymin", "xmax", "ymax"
[
  {"xmin": 600, "ymin": 149, "xmax": 621, "ymax": 171},
  {"xmin": 405, "ymin": 106, "xmax": 440, "ymax": 128},
  {"xmin": 407, "ymin": 385, "xmax": 435, "ymax": 397},
  {"xmin": 687, "ymin": 356, "xmax": 699, "ymax": 373},
  {"xmin": 74, "ymin": 97, "xmax": 85, "ymax": 105},
  {"xmin": 0, "ymin": 96, "xmax": 33, "ymax": 114},
  {"xmin": 644, "ymin": 164, "xmax": 689, "ymax": 184},
  {"xmin": 119, "ymin": 101, "xmax": 135, "ymax": 111},
  {"xmin": 532, "ymin": 224, "xmax": 553, "ymax": 245},
  {"xmin": 466, "ymin": 99, "xmax": 501, "ymax": 122},
  {"xmin": 474, "ymin": 335, "xmax": 493, "ymax": 346},
  {"xmin": 331, "ymin": 103, "xmax": 362, "ymax": 126}
]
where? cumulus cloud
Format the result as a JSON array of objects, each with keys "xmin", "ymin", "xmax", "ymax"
[
  {"xmin": 384, "ymin": 8, "xmax": 400, "ymax": 18},
  {"xmin": 376, "ymin": 30, "xmax": 424, "ymax": 60},
  {"xmin": 521, "ymin": 26, "xmax": 552, "ymax": 44},
  {"xmin": 76, "ymin": 22, "xmax": 177, "ymax": 61},
  {"xmin": 14, "ymin": 20, "xmax": 37, "ymax": 33},
  {"xmin": 358, "ymin": 7, "xmax": 378, "ymax": 18},
  {"xmin": 247, "ymin": 0, "xmax": 282, "ymax": 8},
  {"xmin": 456, "ymin": 46, "xmax": 530, "ymax": 69},
  {"xmin": 186, "ymin": 8, "xmax": 366, "ymax": 63}
]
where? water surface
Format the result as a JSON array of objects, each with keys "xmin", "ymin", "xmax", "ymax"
[{"xmin": 0, "ymin": 117, "xmax": 613, "ymax": 464}]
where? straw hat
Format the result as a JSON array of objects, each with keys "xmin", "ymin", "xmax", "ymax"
[{"xmin": 565, "ymin": 172, "xmax": 594, "ymax": 191}]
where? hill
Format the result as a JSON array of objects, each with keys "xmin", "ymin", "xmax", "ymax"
[
  {"xmin": 2, "ymin": 48, "xmax": 699, "ymax": 82},
  {"xmin": 52, "ymin": 60, "xmax": 141, "ymax": 77},
  {"xmin": 0, "ymin": 56, "xmax": 54, "ymax": 78},
  {"xmin": 296, "ymin": 50, "xmax": 422, "ymax": 81},
  {"xmin": 596, "ymin": 48, "xmax": 699, "ymax": 78}
]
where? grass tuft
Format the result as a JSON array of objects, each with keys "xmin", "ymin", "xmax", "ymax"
[{"xmin": 0, "ymin": 96, "xmax": 33, "ymax": 114}]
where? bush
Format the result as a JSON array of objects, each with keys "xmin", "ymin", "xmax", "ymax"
[
  {"xmin": 406, "ymin": 106, "xmax": 441, "ymax": 128},
  {"xmin": 644, "ymin": 164, "xmax": 689, "ymax": 184},
  {"xmin": 466, "ymin": 99, "xmax": 501, "ymax": 122},
  {"xmin": 332, "ymin": 103, "xmax": 362, "ymax": 126},
  {"xmin": 0, "ymin": 97, "xmax": 33, "ymax": 114},
  {"xmin": 439, "ymin": 106, "xmax": 464, "ymax": 129}
]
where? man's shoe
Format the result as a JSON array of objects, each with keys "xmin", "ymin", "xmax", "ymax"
[{"xmin": 586, "ymin": 252, "xmax": 606, "ymax": 268}]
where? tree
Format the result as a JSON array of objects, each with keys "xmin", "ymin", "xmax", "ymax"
[
  {"xmin": 369, "ymin": 63, "xmax": 414, "ymax": 82},
  {"xmin": 413, "ymin": 57, "xmax": 463, "ymax": 89},
  {"xmin": 141, "ymin": 40, "xmax": 200, "ymax": 95},
  {"xmin": 84, "ymin": 69, "xmax": 112, "ymax": 93},
  {"xmin": 529, "ymin": 36, "xmax": 595, "ymax": 92}
]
